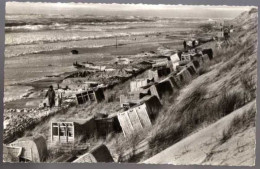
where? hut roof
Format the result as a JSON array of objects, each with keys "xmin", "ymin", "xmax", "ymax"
[{"xmin": 56, "ymin": 117, "xmax": 94, "ymax": 125}]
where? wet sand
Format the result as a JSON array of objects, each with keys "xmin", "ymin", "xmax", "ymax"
[{"xmin": 4, "ymin": 34, "xmax": 184, "ymax": 109}]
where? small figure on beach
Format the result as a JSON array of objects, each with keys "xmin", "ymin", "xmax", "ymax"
[
  {"xmin": 45, "ymin": 85, "xmax": 55, "ymax": 108},
  {"xmin": 183, "ymin": 40, "xmax": 187, "ymax": 50},
  {"xmin": 192, "ymin": 40, "xmax": 196, "ymax": 48},
  {"xmin": 57, "ymin": 91, "xmax": 63, "ymax": 107}
]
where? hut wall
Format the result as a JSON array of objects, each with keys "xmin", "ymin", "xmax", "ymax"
[
  {"xmin": 120, "ymin": 95, "xmax": 133, "ymax": 108},
  {"xmin": 51, "ymin": 122, "xmax": 75, "ymax": 143},
  {"xmin": 95, "ymin": 116, "xmax": 121, "ymax": 136},
  {"xmin": 202, "ymin": 54, "xmax": 210, "ymax": 63},
  {"xmin": 181, "ymin": 53, "xmax": 192, "ymax": 61},
  {"xmin": 90, "ymin": 144, "xmax": 114, "ymax": 162},
  {"xmin": 143, "ymin": 96, "xmax": 162, "ymax": 120},
  {"xmin": 177, "ymin": 68, "xmax": 192, "ymax": 84},
  {"xmin": 117, "ymin": 104, "xmax": 152, "ymax": 137},
  {"xmin": 149, "ymin": 81, "xmax": 173, "ymax": 100},
  {"xmin": 95, "ymin": 88, "xmax": 105, "ymax": 102},
  {"xmin": 180, "ymin": 62, "xmax": 197, "ymax": 75},
  {"xmin": 130, "ymin": 79, "xmax": 150, "ymax": 93},
  {"xmin": 74, "ymin": 118, "xmax": 97, "ymax": 140},
  {"xmin": 149, "ymin": 68, "xmax": 171, "ymax": 82},
  {"xmin": 51, "ymin": 118, "xmax": 97, "ymax": 143},
  {"xmin": 172, "ymin": 62, "xmax": 180, "ymax": 72},
  {"xmin": 117, "ymin": 113, "xmax": 134, "ymax": 137},
  {"xmin": 171, "ymin": 75, "xmax": 183, "ymax": 88},
  {"xmin": 202, "ymin": 48, "xmax": 213, "ymax": 60},
  {"xmin": 192, "ymin": 60, "xmax": 201, "ymax": 69},
  {"xmin": 3, "ymin": 145, "xmax": 22, "ymax": 162},
  {"xmin": 168, "ymin": 76, "xmax": 181, "ymax": 89},
  {"xmin": 120, "ymin": 87, "xmax": 153, "ymax": 108},
  {"xmin": 152, "ymin": 59, "xmax": 172, "ymax": 70},
  {"xmin": 149, "ymin": 85, "xmax": 160, "ymax": 100},
  {"xmin": 157, "ymin": 80, "xmax": 173, "ymax": 97},
  {"xmin": 75, "ymin": 89, "xmax": 104, "ymax": 105},
  {"xmin": 170, "ymin": 53, "xmax": 180, "ymax": 63},
  {"xmin": 157, "ymin": 67, "xmax": 171, "ymax": 77},
  {"xmin": 148, "ymin": 70, "xmax": 159, "ymax": 82}
]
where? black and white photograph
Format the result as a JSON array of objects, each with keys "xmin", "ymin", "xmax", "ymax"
[{"xmin": 3, "ymin": 1, "xmax": 258, "ymax": 166}]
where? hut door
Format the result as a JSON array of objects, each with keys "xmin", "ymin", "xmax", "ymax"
[{"xmin": 60, "ymin": 123, "xmax": 68, "ymax": 143}]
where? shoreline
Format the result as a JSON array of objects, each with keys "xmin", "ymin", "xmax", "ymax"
[{"xmin": 4, "ymin": 37, "xmax": 184, "ymax": 108}]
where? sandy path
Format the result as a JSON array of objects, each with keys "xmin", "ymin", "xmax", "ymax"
[{"xmin": 143, "ymin": 101, "xmax": 256, "ymax": 166}]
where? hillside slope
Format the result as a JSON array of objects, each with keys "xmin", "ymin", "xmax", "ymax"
[
  {"xmin": 141, "ymin": 8, "xmax": 257, "ymax": 166},
  {"xmin": 143, "ymin": 101, "xmax": 256, "ymax": 166}
]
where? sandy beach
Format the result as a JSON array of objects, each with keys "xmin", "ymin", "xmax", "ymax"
[{"xmin": 4, "ymin": 17, "xmax": 196, "ymax": 108}]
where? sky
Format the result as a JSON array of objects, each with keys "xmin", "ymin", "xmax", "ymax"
[{"xmin": 5, "ymin": 1, "xmax": 254, "ymax": 19}]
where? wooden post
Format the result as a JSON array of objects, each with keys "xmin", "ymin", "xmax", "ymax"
[
  {"xmin": 87, "ymin": 90, "xmax": 91, "ymax": 102},
  {"xmin": 51, "ymin": 123, "xmax": 53, "ymax": 142},
  {"xmin": 58, "ymin": 123, "xmax": 60, "ymax": 142},
  {"xmin": 66, "ymin": 124, "xmax": 68, "ymax": 143},
  {"xmin": 94, "ymin": 91, "xmax": 97, "ymax": 103}
]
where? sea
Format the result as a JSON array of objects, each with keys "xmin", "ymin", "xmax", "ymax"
[{"xmin": 4, "ymin": 14, "xmax": 213, "ymax": 103}]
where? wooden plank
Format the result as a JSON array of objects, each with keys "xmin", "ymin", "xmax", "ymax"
[
  {"xmin": 117, "ymin": 113, "xmax": 133, "ymax": 137},
  {"xmin": 127, "ymin": 109, "xmax": 143, "ymax": 131},
  {"xmin": 135, "ymin": 104, "xmax": 152, "ymax": 128}
]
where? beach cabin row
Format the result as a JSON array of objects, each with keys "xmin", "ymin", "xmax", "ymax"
[
  {"xmin": 118, "ymin": 47, "xmax": 214, "ymax": 137},
  {"xmin": 51, "ymin": 116, "xmax": 121, "ymax": 144}
]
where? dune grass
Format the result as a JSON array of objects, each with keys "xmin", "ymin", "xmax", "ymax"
[{"xmin": 220, "ymin": 106, "xmax": 256, "ymax": 144}]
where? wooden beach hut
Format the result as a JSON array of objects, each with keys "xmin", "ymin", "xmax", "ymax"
[
  {"xmin": 73, "ymin": 144, "xmax": 114, "ymax": 163},
  {"xmin": 136, "ymin": 95, "xmax": 162, "ymax": 120},
  {"xmin": 202, "ymin": 48, "xmax": 213, "ymax": 60},
  {"xmin": 95, "ymin": 114, "xmax": 122, "ymax": 136},
  {"xmin": 149, "ymin": 80, "xmax": 174, "ymax": 100},
  {"xmin": 170, "ymin": 53, "xmax": 181, "ymax": 71},
  {"xmin": 9, "ymin": 135, "xmax": 48, "ymax": 162},
  {"xmin": 120, "ymin": 86, "xmax": 153, "ymax": 108},
  {"xmin": 176, "ymin": 67, "xmax": 193, "ymax": 85},
  {"xmin": 130, "ymin": 78, "xmax": 154, "ymax": 93},
  {"xmin": 202, "ymin": 54, "xmax": 210, "ymax": 63},
  {"xmin": 3, "ymin": 145, "xmax": 22, "ymax": 162},
  {"xmin": 178, "ymin": 62, "xmax": 197, "ymax": 75},
  {"xmin": 75, "ymin": 88, "xmax": 105, "ymax": 105},
  {"xmin": 161, "ymin": 75, "xmax": 181, "ymax": 90},
  {"xmin": 51, "ymin": 117, "xmax": 97, "ymax": 143},
  {"xmin": 117, "ymin": 103, "xmax": 153, "ymax": 137},
  {"xmin": 148, "ymin": 67, "xmax": 171, "ymax": 82}
]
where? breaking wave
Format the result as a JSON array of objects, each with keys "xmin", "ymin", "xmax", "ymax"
[
  {"xmin": 6, "ymin": 31, "xmax": 157, "ymax": 46},
  {"xmin": 5, "ymin": 23, "xmax": 68, "ymax": 32}
]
